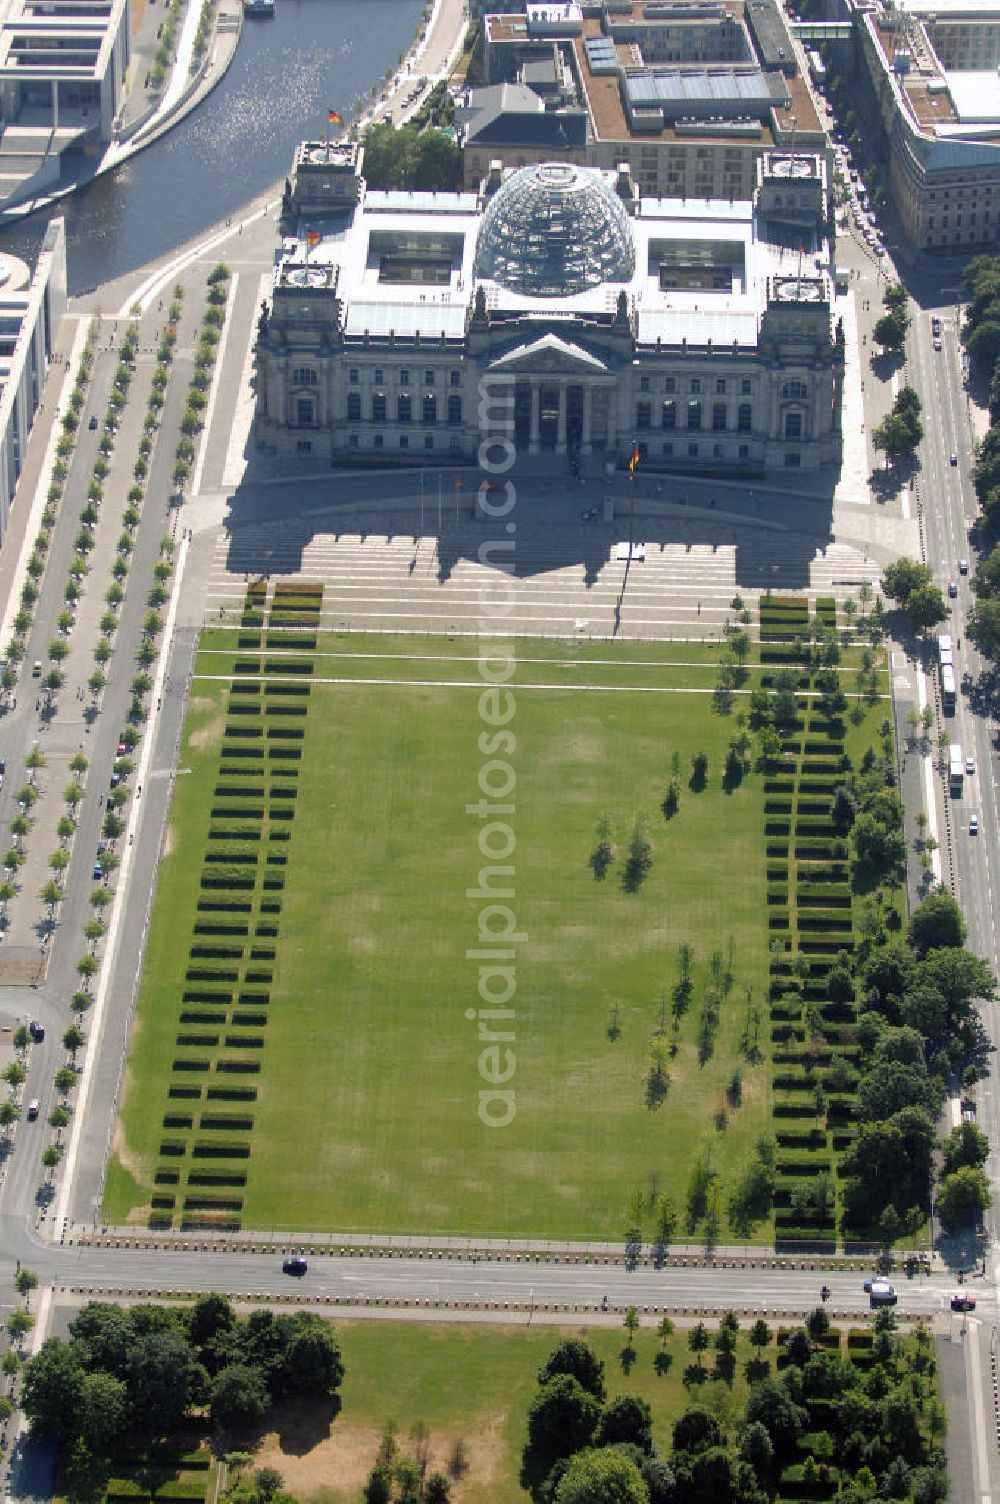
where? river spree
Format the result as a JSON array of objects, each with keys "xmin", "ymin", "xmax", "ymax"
[{"xmin": 1, "ymin": 0, "xmax": 424, "ymax": 293}]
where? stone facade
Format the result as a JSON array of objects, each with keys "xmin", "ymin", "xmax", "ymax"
[{"xmin": 254, "ymin": 148, "xmax": 843, "ymax": 476}]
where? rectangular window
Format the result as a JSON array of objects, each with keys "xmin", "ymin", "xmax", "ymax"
[
  {"xmin": 713, "ymin": 443, "xmax": 723, "ymax": 458},
  {"xmin": 663, "ymin": 441, "xmax": 673, "ymax": 456},
  {"xmin": 662, "ymin": 400, "xmax": 676, "ymax": 430},
  {"xmin": 374, "ymin": 369, "xmax": 383, "ymax": 385},
  {"xmin": 423, "ymin": 393, "xmax": 437, "ymax": 425},
  {"xmin": 637, "ymin": 401, "xmax": 651, "ymax": 430},
  {"xmin": 687, "ymin": 400, "xmax": 701, "ymax": 431},
  {"xmin": 450, "ymin": 370, "xmax": 461, "ymax": 387},
  {"xmin": 712, "ymin": 403, "xmax": 726, "ymax": 432},
  {"xmin": 738, "ymin": 444, "xmax": 749, "ymax": 460},
  {"xmin": 400, "ymin": 368, "xmax": 410, "ymax": 385},
  {"xmin": 424, "ymin": 434, "xmax": 434, "ymax": 449},
  {"xmin": 296, "ymin": 398, "xmax": 313, "ymax": 426},
  {"xmin": 425, "ymin": 369, "xmax": 435, "ymax": 386},
  {"xmin": 715, "ymin": 378, "xmax": 726, "ymax": 395},
  {"xmin": 664, "ymin": 376, "xmax": 676, "ymax": 394},
  {"xmin": 785, "ymin": 412, "xmax": 803, "ymax": 440},
  {"xmin": 349, "ymin": 368, "xmax": 359, "ymax": 385},
  {"xmin": 374, "ymin": 434, "xmax": 383, "ymax": 449},
  {"xmin": 690, "ymin": 378, "xmax": 701, "ymax": 394},
  {"xmin": 737, "ymin": 403, "xmax": 752, "ymax": 432},
  {"xmin": 296, "ymin": 439, "xmax": 312, "ymax": 454},
  {"xmin": 400, "ymin": 435, "xmax": 409, "ymax": 448},
  {"xmin": 741, "ymin": 378, "xmax": 752, "ymax": 396},
  {"xmin": 347, "ymin": 393, "xmax": 361, "ymax": 422},
  {"xmin": 398, "ymin": 393, "xmax": 411, "ymax": 424},
  {"xmin": 372, "ymin": 393, "xmax": 386, "ymax": 423},
  {"xmin": 784, "ymin": 452, "xmax": 801, "ymax": 468},
  {"xmin": 349, "ymin": 434, "xmax": 359, "ymax": 448},
  {"xmin": 688, "ymin": 442, "xmax": 699, "ymax": 458},
  {"xmin": 640, "ymin": 375, "xmax": 651, "ymax": 392}
]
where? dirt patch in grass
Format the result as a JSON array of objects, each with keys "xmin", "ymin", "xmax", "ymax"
[{"xmin": 256, "ymin": 1413, "xmax": 505, "ymax": 1502}]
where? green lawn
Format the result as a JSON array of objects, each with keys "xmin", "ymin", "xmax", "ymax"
[
  {"xmin": 108, "ymin": 633, "xmax": 782, "ymax": 1237},
  {"xmin": 258, "ymin": 1318, "xmax": 760, "ymax": 1504}
]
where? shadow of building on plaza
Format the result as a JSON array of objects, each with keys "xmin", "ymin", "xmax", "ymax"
[{"xmin": 220, "ymin": 458, "xmax": 840, "ymax": 596}]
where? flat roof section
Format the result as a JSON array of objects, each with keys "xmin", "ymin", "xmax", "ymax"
[{"xmin": 947, "ymin": 68, "xmax": 1000, "ymax": 122}]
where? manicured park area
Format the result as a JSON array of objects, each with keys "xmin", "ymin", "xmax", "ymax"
[
  {"xmin": 105, "ymin": 604, "xmax": 891, "ymax": 1241},
  {"xmin": 255, "ymin": 1317, "xmax": 762, "ymax": 1504}
]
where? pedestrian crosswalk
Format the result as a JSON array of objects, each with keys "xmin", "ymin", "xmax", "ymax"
[{"xmin": 205, "ymin": 517, "xmax": 879, "ymax": 641}]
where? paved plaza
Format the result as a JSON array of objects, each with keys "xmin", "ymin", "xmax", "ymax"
[{"xmin": 192, "ymin": 482, "xmax": 892, "ymax": 644}]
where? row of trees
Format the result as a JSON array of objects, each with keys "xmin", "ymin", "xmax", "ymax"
[
  {"xmin": 516, "ymin": 1322, "xmax": 945, "ymax": 1504},
  {"xmin": 1, "ymin": 322, "xmax": 97, "ymax": 704},
  {"xmin": 838, "ymin": 887, "xmax": 993, "ymax": 1237},
  {"xmin": 965, "ymin": 257, "xmax": 1000, "ymax": 540}
]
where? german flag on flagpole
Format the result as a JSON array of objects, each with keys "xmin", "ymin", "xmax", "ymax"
[
  {"xmin": 629, "ymin": 445, "xmax": 641, "ymax": 474},
  {"xmin": 328, "ymin": 108, "xmax": 342, "ymax": 125},
  {"xmin": 304, "ymin": 228, "xmax": 321, "ymax": 258}
]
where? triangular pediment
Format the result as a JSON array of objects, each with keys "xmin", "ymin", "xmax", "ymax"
[{"xmin": 487, "ymin": 333, "xmax": 609, "ymax": 375}]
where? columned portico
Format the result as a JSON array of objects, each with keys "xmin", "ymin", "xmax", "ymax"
[{"xmin": 487, "ymin": 333, "xmax": 618, "ymax": 461}]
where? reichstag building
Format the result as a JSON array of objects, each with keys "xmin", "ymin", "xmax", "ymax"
[{"xmin": 253, "ymin": 142, "xmax": 844, "ymax": 474}]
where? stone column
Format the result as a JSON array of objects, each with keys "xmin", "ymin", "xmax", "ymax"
[
  {"xmin": 581, "ymin": 386, "xmax": 593, "ymax": 454},
  {"xmin": 555, "ymin": 381, "xmax": 567, "ymax": 455},
  {"xmin": 529, "ymin": 383, "xmax": 540, "ymax": 453},
  {"xmin": 606, "ymin": 389, "xmax": 618, "ymax": 459}
]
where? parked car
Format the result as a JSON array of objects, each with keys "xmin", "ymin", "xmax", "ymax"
[
  {"xmin": 93, "ymin": 862, "xmax": 103, "ymax": 880},
  {"xmin": 116, "ymin": 739, "xmax": 127, "ymax": 755},
  {"xmin": 970, "ymin": 815, "xmax": 979, "ymax": 835},
  {"xmin": 967, "ymin": 756, "xmax": 976, "ymax": 775},
  {"xmin": 88, "ymin": 415, "xmax": 98, "ymax": 431},
  {"xmin": 282, "ymin": 1257, "xmax": 308, "ymax": 1276},
  {"xmin": 951, "ymin": 1292, "xmax": 976, "ymax": 1311},
  {"xmin": 28, "ymin": 1020, "xmax": 44, "ymax": 1042},
  {"xmin": 948, "ymin": 580, "xmax": 958, "ymax": 598},
  {"xmin": 934, "ymin": 338, "xmax": 943, "ymax": 351},
  {"xmin": 960, "ymin": 558, "xmax": 970, "ymax": 574},
  {"xmin": 951, "ymin": 451, "xmax": 959, "ymax": 466},
  {"xmin": 865, "ymin": 1278, "xmax": 898, "ymax": 1306},
  {"xmin": 26, "ymin": 1100, "xmax": 39, "ymax": 1121}
]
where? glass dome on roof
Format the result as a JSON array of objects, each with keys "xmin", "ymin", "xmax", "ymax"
[{"xmin": 474, "ymin": 163, "xmax": 636, "ymax": 298}]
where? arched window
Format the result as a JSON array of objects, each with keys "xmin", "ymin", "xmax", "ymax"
[
  {"xmin": 293, "ymin": 367, "xmax": 318, "ymax": 386},
  {"xmin": 781, "ymin": 379, "xmax": 807, "ymax": 400}
]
